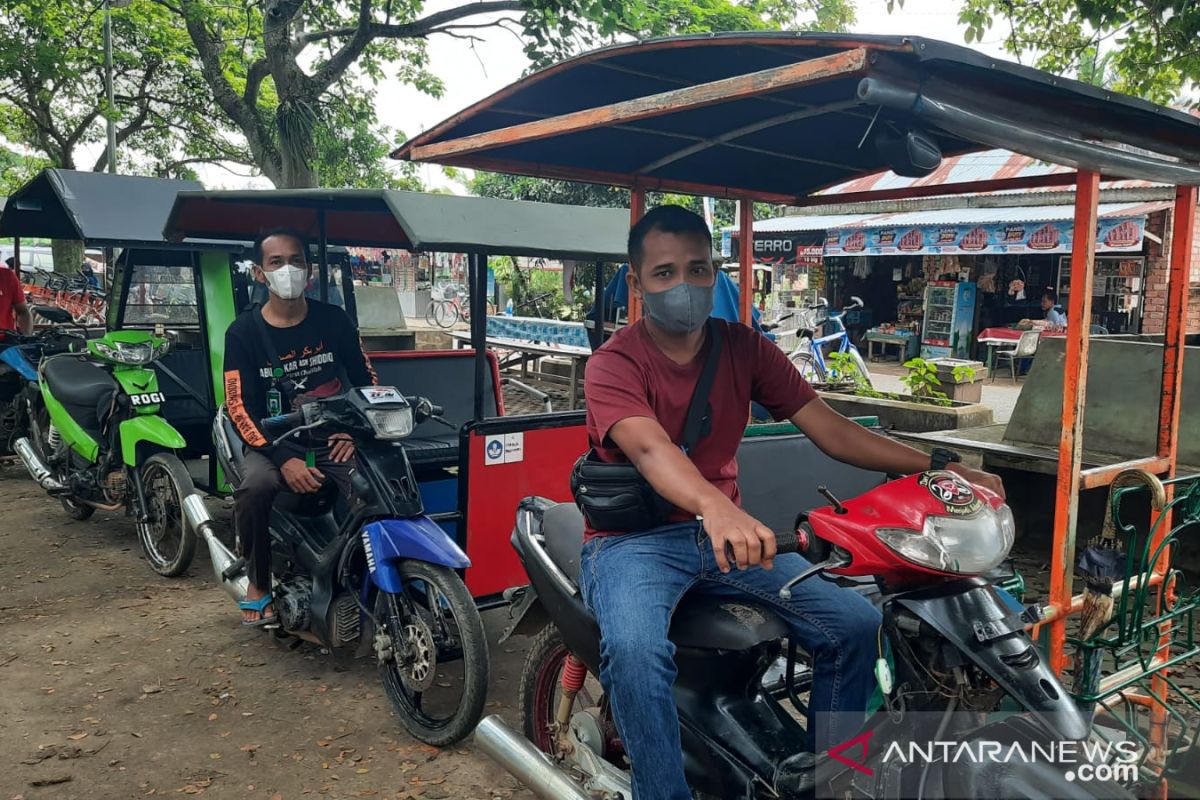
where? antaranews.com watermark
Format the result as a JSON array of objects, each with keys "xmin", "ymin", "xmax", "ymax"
[
  {"xmin": 878, "ymin": 738, "xmax": 1140, "ymax": 784},
  {"xmin": 816, "ymin": 712, "xmax": 1141, "ymax": 798}
]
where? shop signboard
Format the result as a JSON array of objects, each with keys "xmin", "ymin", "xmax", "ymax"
[
  {"xmin": 823, "ymin": 217, "xmax": 1144, "ymax": 257},
  {"xmin": 730, "ymin": 231, "xmax": 825, "ymax": 264}
]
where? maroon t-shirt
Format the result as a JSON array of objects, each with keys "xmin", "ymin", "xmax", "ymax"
[{"xmin": 583, "ymin": 319, "xmax": 817, "ymax": 538}]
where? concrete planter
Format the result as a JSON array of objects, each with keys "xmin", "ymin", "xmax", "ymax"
[
  {"xmin": 928, "ymin": 359, "xmax": 986, "ymax": 404},
  {"xmin": 818, "ymin": 390, "xmax": 994, "ymax": 432}
]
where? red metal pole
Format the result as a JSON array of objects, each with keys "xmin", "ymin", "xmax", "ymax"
[
  {"xmin": 1048, "ymin": 170, "xmax": 1100, "ymax": 676},
  {"xmin": 1147, "ymin": 185, "xmax": 1196, "ymax": 796},
  {"xmin": 629, "ymin": 186, "xmax": 646, "ymax": 324},
  {"xmin": 738, "ymin": 199, "xmax": 754, "ymax": 325},
  {"xmin": 1157, "ymin": 185, "xmax": 1196, "ymax": 466}
]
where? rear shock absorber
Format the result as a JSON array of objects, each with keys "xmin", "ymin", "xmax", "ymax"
[
  {"xmin": 46, "ymin": 424, "xmax": 61, "ymax": 451},
  {"xmin": 556, "ymin": 655, "xmax": 589, "ymax": 727}
]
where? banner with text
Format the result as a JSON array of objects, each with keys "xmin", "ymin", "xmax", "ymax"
[{"xmin": 823, "ymin": 217, "xmax": 1144, "ymax": 257}]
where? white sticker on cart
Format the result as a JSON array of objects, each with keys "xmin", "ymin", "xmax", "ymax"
[
  {"xmin": 503, "ymin": 432, "xmax": 525, "ymax": 464},
  {"xmin": 484, "ymin": 435, "xmax": 505, "ymax": 466}
]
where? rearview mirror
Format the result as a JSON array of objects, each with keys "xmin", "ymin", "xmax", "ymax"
[
  {"xmin": 33, "ymin": 305, "xmax": 73, "ymax": 325},
  {"xmin": 875, "ymin": 127, "xmax": 942, "ymax": 178}
]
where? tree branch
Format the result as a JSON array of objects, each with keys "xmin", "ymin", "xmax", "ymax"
[
  {"xmin": 244, "ymin": 59, "xmax": 270, "ymax": 107},
  {"xmin": 301, "ymin": 0, "xmax": 524, "ymax": 94},
  {"xmin": 164, "ymin": 0, "xmax": 283, "ymax": 184}
]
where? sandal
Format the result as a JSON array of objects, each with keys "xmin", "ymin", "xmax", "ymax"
[{"xmin": 239, "ymin": 593, "xmax": 278, "ymax": 628}]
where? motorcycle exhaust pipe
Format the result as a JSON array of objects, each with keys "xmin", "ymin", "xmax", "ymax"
[
  {"xmin": 181, "ymin": 493, "xmax": 248, "ymax": 604},
  {"xmin": 13, "ymin": 437, "xmax": 66, "ymax": 492},
  {"xmin": 474, "ymin": 715, "xmax": 591, "ymax": 800}
]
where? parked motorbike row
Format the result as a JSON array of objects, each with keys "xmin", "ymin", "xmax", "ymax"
[{"xmin": 2, "ymin": 310, "xmax": 1131, "ymax": 799}]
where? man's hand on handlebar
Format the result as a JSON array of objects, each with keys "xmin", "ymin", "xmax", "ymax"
[
  {"xmin": 700, "ymin": 497, "xmax": 777, "ymax": 573},
  {"xmin": 281, "ymin": 457, "xmax": 324, "ymax": 493},
  {"xmin": 327, "ymin": 433, "xmax": 355, "ymax": 463},
  {"xmin": 947, "ymin": 463, "xmax": 1006, "ymax": 500}
]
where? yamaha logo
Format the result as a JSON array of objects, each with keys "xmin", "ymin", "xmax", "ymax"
[{"xmin": 361, "ymin": 532, "xmax": 377, "ymax": 571}]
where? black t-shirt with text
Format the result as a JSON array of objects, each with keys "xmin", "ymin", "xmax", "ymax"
[{"xmin": 223, "ymin": 301, "xmax": 377, "ymax": 467}]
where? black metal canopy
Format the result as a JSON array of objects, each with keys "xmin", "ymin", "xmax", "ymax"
[
  {"xmin": 0, "ymin": 169, "xmax": 223, "ymax": 248},
  {"xmin": 163, "ymin": 188, "xmax": 630, "ymax": 261},
  {"xmin": 393, "ymin": 32, "xmax": 1200, "ymax": 200}
]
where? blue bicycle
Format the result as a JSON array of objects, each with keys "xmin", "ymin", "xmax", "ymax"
[{"xmin": 771, "ymin": 296, "xmax": 872, "ymax": 386}]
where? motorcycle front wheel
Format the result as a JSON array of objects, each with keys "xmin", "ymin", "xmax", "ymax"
[
  {"xmin": 376, "ymin": 561, "xmax": 488, "ymax": 746},
  {"xmin": 137, "ymin": 453, "xmax": 197, "ymax": 577}
]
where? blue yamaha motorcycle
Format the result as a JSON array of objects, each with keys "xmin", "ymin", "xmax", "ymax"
[
  {"xmin": 183, "ymin": 387, "xmax": 488, "ymax": 746},
  {"xmin": 0, "ymin": 306, "xmax": 81, "ymax": 456}
]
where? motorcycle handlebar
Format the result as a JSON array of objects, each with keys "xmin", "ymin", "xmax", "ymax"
[{"xmin": 260, "ymin": 411, "xmax": 305, "ymax": 437}]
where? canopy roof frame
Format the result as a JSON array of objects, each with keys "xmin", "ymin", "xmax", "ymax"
[
  {"xmin": 0, "ymin": 168, "xmax": 230, "ymax": 250},
  {"xmin": 394, "ymin": 32, "xmax": 1200, "ymax": 202}
]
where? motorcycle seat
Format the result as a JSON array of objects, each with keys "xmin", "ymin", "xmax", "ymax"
[
  {"xmin": 540, "ymin": 503, "xmax": 790, "ymax": 651},
  {"xmin": 42, "ymin": 355, "xmax": 116, "ymax": 407},
  {"xmin": 41, "ymin": 355, "xmax": 116, "ymax": 435}
]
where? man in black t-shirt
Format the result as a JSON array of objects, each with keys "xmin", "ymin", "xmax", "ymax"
[{"xmin": 223, "ymin": 228, "xmax": 377, "ymax": 626}]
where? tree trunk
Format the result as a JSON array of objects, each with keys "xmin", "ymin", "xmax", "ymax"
[
  {"xmin": 280, "ymin": 136, "xmax": 317, "ymax": 188},
  {"xmin": 51, "ymin": 239, "xmax": 85, "ymax": 276}
]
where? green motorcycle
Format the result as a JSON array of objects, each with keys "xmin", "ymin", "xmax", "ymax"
[{"xmin": 13, "ymin": 329, "xmax": 197, "ymax": 577}]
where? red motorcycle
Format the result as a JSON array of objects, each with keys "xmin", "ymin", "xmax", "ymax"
[{"xmin": 478, "ymin": 471, "xmax": 1131, "ymax": 799}]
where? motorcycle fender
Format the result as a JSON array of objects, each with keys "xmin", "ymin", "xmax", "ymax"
[
  {"xmin": 0, "ymin": 347, "xmax": 37, "ymax": 382},
  {"xmin": 113, "ymin": 368, "xmax": 163, "ymax": 415},
  {"xmin": 498, "ymin": 585, "xmax": 549, "ymax": 645},
  {"xmin": 118, "ymin": 416, "xmax": 187, "ymax": 466},
  {"xmin": 361, "ymin": 517, "xmax": 470, "ymax": 593},
  {"xmin": 41, "ymin": 381, "xmax": 100, "ymax": 462},
  {"xmin": 894, "ymin": 581, "xmax": 1090, "ymax": 741}
]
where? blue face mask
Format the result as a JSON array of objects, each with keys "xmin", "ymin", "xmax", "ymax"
[{"xmin": 641, "ymin": 281, "xmax": 714, "ymax": 334}]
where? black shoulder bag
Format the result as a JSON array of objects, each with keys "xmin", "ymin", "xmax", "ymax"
[{"xmin": 571, "ymin": 319, "xmax": 724, "ymax": 533}]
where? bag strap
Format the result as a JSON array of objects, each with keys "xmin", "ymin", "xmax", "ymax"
[
  {"xmin": 251, "ymin": 304, "xmax": 291, "ymax": 401},
  {"xmin": 681, "ymin": 319, "xmax": 724, "ymax": 453}
]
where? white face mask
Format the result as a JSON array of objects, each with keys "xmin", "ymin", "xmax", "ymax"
[{"xmin": 262, "ymin": 265, "xmax": 308, "ymax": 300}]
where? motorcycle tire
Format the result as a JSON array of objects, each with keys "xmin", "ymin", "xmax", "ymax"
[
  {"xmin": 137, "ymin": 453, "xmax": 197, "ymax": 577},
  {"xmin": 376, "ymin": 561, "xmax": 488, "ymax": 747},
  {"xmin": 521, "ymin": 624, "xmax": 718, "ymax": 800}
]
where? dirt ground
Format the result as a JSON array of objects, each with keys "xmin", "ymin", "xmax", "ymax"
[{"xmin": 0, "ymin": 463, "xmax": 535, "ymax": 800}]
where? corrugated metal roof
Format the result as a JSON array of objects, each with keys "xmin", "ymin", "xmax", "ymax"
[
  {"xmin": 820, "ymin": 148, "xmax": 1157, "ymax": 196},
  {"xmin": 734, "ymin": 200, "xmax": 1171, "ymax": 234}
]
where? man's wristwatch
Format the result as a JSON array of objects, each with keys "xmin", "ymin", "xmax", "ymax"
[{"xmin": 929, "ymin": 447, "xmax": 962, "ymax": 471}]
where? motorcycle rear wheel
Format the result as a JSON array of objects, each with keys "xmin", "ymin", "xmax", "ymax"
[
  {"xmin": 31, "ymin": 405, "xmax": 95, "ymax": 520},
  {"xmin": 376, "ymin": 561, "xmax": 488, "ymax": 746},
  {"xmin": 137, "ymin": 453, "xmax": 197, "ymax": 577},
  {"xmin": 520, "ymin": 624, "xmax": 718, "ymax": 799},
  {"xmin": 520, "ymin": 624, "xmax": 618, "ymax": 757}
]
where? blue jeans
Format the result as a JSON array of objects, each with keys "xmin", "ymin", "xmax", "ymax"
[{"xmin": 580, "ymin": 522, "xmax": 881, "ymax": 800}]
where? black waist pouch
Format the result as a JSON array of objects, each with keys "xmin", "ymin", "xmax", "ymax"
[
  {"xmin": 571, "ymin": 320, "xmax": 723, "ymax": 533},
  {"xmin": 570, "ymin": 452, "xmax": 674, "ymax": 532}
]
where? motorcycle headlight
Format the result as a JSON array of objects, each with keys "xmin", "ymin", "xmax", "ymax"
[
  {"xmin": 92, "ymin": 338, "xmax": 167, "ymax": 365},
  {"xmin": 876, "ymin": 504, "xmax": 1015, "ymax": 575},
  {"xmin": 363, "ymin": 406, "xmax": 413, "ymax": 439}
]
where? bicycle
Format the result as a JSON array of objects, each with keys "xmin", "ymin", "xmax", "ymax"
[
  {"xmin": 768, "ymin": 296, "xmax": 872, "ymax": 386},
  {"xmin": 425, "ymin": 285, "xmax": 496, "ymax": 328}
]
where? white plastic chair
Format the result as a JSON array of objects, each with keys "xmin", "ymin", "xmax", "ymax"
[{"xmin": 993, "ymin": 330, "xmax": 1041, "ymax": 382}]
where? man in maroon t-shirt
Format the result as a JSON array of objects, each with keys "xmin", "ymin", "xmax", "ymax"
[{"xmin": 581, "ymin": 206, "xmax": 1003, "ymax": 800}]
